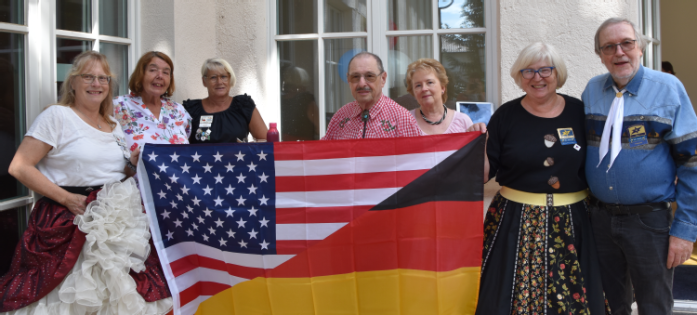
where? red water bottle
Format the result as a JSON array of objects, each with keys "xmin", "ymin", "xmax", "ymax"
[{"xmin": 267, "ymin": 122, "xmax": 279, "ymax": 142}]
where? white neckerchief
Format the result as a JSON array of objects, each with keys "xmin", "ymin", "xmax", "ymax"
[{"xmin": 597, "ymin": 86, "xmax": 626, "ymax": 171}]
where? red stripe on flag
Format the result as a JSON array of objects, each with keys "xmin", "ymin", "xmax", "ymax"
[
  {"xmin": 178, "ymin": 281, "xmax": 231, "ymax": 308},
  {"xmin": 170, "ymin": 255, "xmax": 266, "ymax": 280},
  {"xmin": 276, "ymin": 240, "xmax": 321, "ymax": 254},
  {"xmin": 276, "ymin": 205, "xmax": 372, "ymax": 224},
  {"xmin": 273, "ymin": 133, "xmax": 478, "ymax": 160},
  {"xmin": 275, "ymin": 170, "xmax": 427, "ymax": 192},
  {"xmin": 266, "ymin": 201, "xmax": 483, "ymax": 278}
]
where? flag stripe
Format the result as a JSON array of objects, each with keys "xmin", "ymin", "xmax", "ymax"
[
  {"xmin": 276, "ymin": 188, "xmax": 398, "ymax": 208},
  {"xmin": 273, "ymin": 135, "xmax": 471, "ymax": 160},
  {"xmin": 276, "ymin": 223, "xmax": 347, "ymax": 240},
  {"xmin": 274, "ymin": 170, "xmax": 427, "ymax": 192},
  {"xmin": 181, "ymin": 296, "xmax": 211, "ymax": 315},
  {"xmin": 179, "ymin": 282, "xmax": 230, "ymax": 310},
  {"xmin": 164, "ymin": 242, "xmax": 293, "ymax": 268},
  {"xmin": 170, "ymin": 254, "xmax": 267, "ymax": 279},
  {"xmin": 274, "ymin": 151, "xmax": 455, "ymax": 176},
  {"xmin": 275, "ymin": 205, "xmax": 373, "ymax": 224},
  {"xmin": 175, "ymin": 267, "xmax": 246, "ymax": 292}
]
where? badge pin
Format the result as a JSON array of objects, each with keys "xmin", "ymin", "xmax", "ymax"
[
  {"xmin": 557, "ymin": 127, "xmax": 577, "ymax": 146},
  {"xmin": 574, "ymin": 144, "xmax": 581, "ymax": 151}
]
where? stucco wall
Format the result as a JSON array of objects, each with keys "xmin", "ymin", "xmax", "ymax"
[
  {"xmin": 661, "ymin": 0, "xmax": 697, "ymax": 111},
  {"xmin": 498, "ymin": 0, "xmax": 639, "ymax": 104},
  {"xmin": 140, "ymin": 0, "xmax": 270, "ymax": 124}
]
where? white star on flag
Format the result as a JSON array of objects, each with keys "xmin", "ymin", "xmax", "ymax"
[
  {"xmin": 214, "ymin": 196, "xmax": 224, "ymax": 206},
  {"xmin": 173, "ymin": 218, "xmax": 183, "ymax": 227},
  {"xmin": 181, "ymin": 163, "xmax": 190, "ymax": 173},
  {"xmin": 236, "ymin": 218, "xmax": 246, "ymax": 228},
  {"xmin": 225, "ymin": 207, "xmax": 234, "ymax": 217},
  {"xmin": 192, "ymin": 174, "xmax": 202, "ymax": 184},
  {"xmin": 235, "ymin": 151, "xmax": 245, "ymax": 161},
  {"xmin": 260, "ymin": 239, "xmax": 269, "ymax": 250},
  {"xmin": 158, "ymin": 163, "xmax": 168, "ymax": 173},
  {"xmin": 160, "ymin": 209, "xmax": 170, "ymax": 219},
  {"xmin": 257, "ymin": 151, "xmax": 267, "ymax": 161},
  {"xmin": 170, "ymin": 152, "xmax": 179, "ymax": 162},
  {"xmin": 248, "ymin": 229, "xmax": 258, "ymax": 239},
  {"xmin": 225, "ymin": 162, "xmax": 235, "ymax": 172},
  {"xmin": 247, "ymin": 162, "xmax": 257, "ymax": 172},
  {"xmin": 213, "ymin": 152, "xmax": 224, "ymax": 162},
  {"xmin": 191, "ymin": 152, "xmax": 201, "ymax": 162},
  {"xmin": 259, "ymin": 217, "xmax": 269, "ymax": 228},
  {"xmin": 236, "ymin": 173, "xmax": 246, "ymax": 183},
  {"xmin": 203, "ymin": 208, "xmax": 213, "ymax": 217},
  {"xmin": 259, "ymin": 195, "xmax": 269, "ymax": 206},
  {"xmin": 259, "ymin": 173, "xmax": 268, "ymax": 183},
  {"xmin": 148, "ymin": 152, "xmax": 158, "ymax": 161},
  {"xmin": 203, "ymin": 185, "xmax": 213, "ymax": 195},
  {"xmin": 236, "ymin": 196, "xmax": 246, "ymax": 206},
  {"xmin": 157, "ymin": 190, "xmax": 166, "ymax": 199},
  {"xmin": 214, "ymin": 173, "xmax": 224, "ymax": 184},
  {"xmin": 225, "ymin": 185, "xmax": 235, "ymax": 195},
  {"xmin": 248, "ymin": 206, "xmax": 258, "ymax": 217},
  {"xmin": 203, "ymin": 163, "xmax": 213, "ymax": 173}
]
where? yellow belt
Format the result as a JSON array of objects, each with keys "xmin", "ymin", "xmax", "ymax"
[{"xmin": 500, "ymin": 186, "xmax": 588, "ymax": 207}]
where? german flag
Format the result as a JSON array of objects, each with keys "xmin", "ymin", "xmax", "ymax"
[{"xmin": 139, "ymin": 133, "xmax": 485, "ymax": 315}]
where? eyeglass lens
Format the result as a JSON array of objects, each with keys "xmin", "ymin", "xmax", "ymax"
[
  {"xmin": 348, "ymin": 73, "xmax": 380, "ymax": 83},
  {"xmin": 81, "ymin": 74, "xmax": 110, "ymax": 84},
  {"xmin": 521, "ymin": 67, "xmax": 553, "ymax": 79},
  {"xmin": 601, "ymin": 40, "xmax": 636, "ymax": 55},
  {"xmin": 208, "ymin": 75, "xmax": 229, "ymax": 82}
]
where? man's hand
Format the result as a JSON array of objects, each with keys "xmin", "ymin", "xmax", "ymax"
[{"xmin": 667, "ymin": 236, "xmax": 694, "ymax": 269}]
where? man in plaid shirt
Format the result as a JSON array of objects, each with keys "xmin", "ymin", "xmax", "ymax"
[{"xmin": 323, "ymin": 52, "xmax": 420, "ymax": 140}]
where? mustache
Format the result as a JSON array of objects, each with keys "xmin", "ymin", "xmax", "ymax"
[{"xmin": 355, "ymin": 86, "xmax": 372, "ymax": 92}]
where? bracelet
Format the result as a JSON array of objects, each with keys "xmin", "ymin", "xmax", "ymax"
[{"xmin": 126, "ymin": 161, "xmax": 137, "ymax": 172}]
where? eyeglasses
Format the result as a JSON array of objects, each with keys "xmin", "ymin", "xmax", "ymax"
[
  {"xmin": 520, "ymin": 66, "xmax": 555, "ymax": 79},
  {"xmin": 600, "ymin": 40, "xmax": 637, "ymax": 55},
  {"xmin": 205, "ymin": 75, "xmax": 230, "ymax": 82},
  {"xmin": 348, "ymin": 71, "xmax": 383, "ymax": 83},
  {"xmin": 80, "ymin": 74, "xmax": 111, "ymax": 85}
]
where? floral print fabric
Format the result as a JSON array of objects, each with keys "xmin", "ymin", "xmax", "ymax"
[
  {"xmin": 481, "ymin": 193, "xmax": 611, "ymax": 315},
  {"xmin": 113, "ymin": 93, "xmax": 192, "ymax": 151}
]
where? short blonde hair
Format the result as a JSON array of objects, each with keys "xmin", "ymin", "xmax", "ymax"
[
  {"xmin": 58, "ymin": 50, "xmax": 116, "ymax": 128},
  {"xmin": 405, "ymin": 58, "xmax": 449, "ymax": 103},
  {"xmin": 201, "ymin": 58, "xmax": 236, "ymax": 88},
  {"xmin": 510, "ymin": 42, "xmax": 568, "ymax": 89}
]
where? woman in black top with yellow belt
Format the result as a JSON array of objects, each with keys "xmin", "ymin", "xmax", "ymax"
[
  {"xmin": 184, "ymin": 58, "xmax": 268, "ymax": 143},
  {"xmin": 476, "ymin": 42, "xmax": 610, "ymax": 315}
]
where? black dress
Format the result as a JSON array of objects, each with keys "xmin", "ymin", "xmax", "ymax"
[
  {"xmin": 476, "ymin": 94, "xmax": 610, "ymax": 315},
  {"xmin": 183, "ymin": 94, "xmax": 256, "ymax": 144}
]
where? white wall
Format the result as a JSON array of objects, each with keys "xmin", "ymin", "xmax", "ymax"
[
  {"xmin": 498, "ymin": 0, "xmax": 639, "ymax": 104},
  {"xmin": 661, "ymin": 0, "xmax": 697, "ymax": 111},
  {"xmin": 140, "ymin": 0, "xmax": 271, "ymax": 124}
]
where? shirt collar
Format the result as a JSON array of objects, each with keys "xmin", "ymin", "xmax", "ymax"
[
  {"xmin": 603, "ymin": 65, "xmax": 644, "ymax": 95},
  {"xmin": 349, "ymin": 94, "xmax": 386, "ymax": 118}
]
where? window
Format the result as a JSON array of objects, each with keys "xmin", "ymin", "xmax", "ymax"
[
  {"xmin": 641, "ymin": 0, "xmax": 660, "ymax": 70},
  {"xmin": 270, "ymin": 0, "xmax": 497, "ymax": 140}
]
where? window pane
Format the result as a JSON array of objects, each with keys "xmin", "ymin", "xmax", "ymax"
[
  {"xmin": 279, "ymin": 40, "xmax": 319, "ymax": 141},
  {"xmin": 56, "ymin": 0, "xmax": 91, "ymax": 33},
  {"xmin": 388, "ymin": 0, "xmax": 431, "ymax": 31},
  {"xmin": 99, "ymin": 0, "xmax": 127, "ymax": 37},
  {"xmin": 56, "ymin": 38, "xmax": 91, "ymax": 99},
  {"xmin": 278, "ymin": 0, "xmax": 317, "ymax": 35},
  {"xmin": 0, "ymin": 32, "xmax": 26, "ymax": 201},
  {"xmin": 439, "ymin": 0, "xmax": 484, "ymax": 29},
  {"xmin": 0, "ymin": 0, "xmax": 23, "ymax": 24},
  {"xmin": 324, "ymin": 38, "xmax": 367, "ymax": 127},
  {"xmin": 0, "ymin": 207, "xmax": 25, "ymax": 276},
  {"xmin": 388, "ymin": 35, "xmax": 432, "ymax": 107},
  {"xmin": 324, "ymin": 0, "xmax": 366, "ymax": 32},
  {"xmin": 100, "ymin": 42, "xmax": 128, "ymax": 96},
  {"xmin": 440, "ymin": 34, "xmax": 486, "ymax": 106}
]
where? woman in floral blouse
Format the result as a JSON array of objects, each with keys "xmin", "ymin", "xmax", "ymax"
[{"xmin": 113, "ymin": 51, "xmax": 192, "ymax": 153}]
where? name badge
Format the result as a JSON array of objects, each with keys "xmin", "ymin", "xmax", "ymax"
[
  {"xmin": 200, "ymin": 115, "xmax": 213, "ymax": 128},
  {"xmin": 556, "ymin": 127, "xmax": 577, "ymax": 145},
  {"xmin": 628, "ymin": 123, "xmax": 648, "ymax": 147}
]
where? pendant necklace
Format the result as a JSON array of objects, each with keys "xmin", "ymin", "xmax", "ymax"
[
  {"xmin": 74, "ymin": 106, "xmax": 102, "ymax": 129},
  {"xmin": 420, "ymin": 104, "xmax": 447, "ymax": 125}
]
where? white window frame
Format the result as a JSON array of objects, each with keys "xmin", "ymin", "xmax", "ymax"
[
  {"xmin": 267, "ymin": 0, "xmax": 497, "ymax": 138},
  {"xmin": 640, "ymin": 0, "xmax": 660, "ymax": 70},
  {"xmin": 0, "ymin": 0, "xmax": 140, "ymax": 214}
]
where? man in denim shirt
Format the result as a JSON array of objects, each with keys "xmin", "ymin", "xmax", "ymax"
[{"xmin": 583, "ymin": 17, "xmax": 697, "ymax": 315}]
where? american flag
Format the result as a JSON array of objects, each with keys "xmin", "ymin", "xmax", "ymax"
[{"xmin": 137, "ymin": 136, "xmax": 477, "ymax": 315}]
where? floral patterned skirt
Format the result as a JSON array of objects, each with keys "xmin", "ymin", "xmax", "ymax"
[{"xmin": 475, "ymin": 193, "xmax": 611, "ymax": 315}]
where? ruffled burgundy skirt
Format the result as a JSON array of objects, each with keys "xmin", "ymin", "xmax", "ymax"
[{"xmin": 0, "ymin": 179, "xmax": 171, "ymax": 314}]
